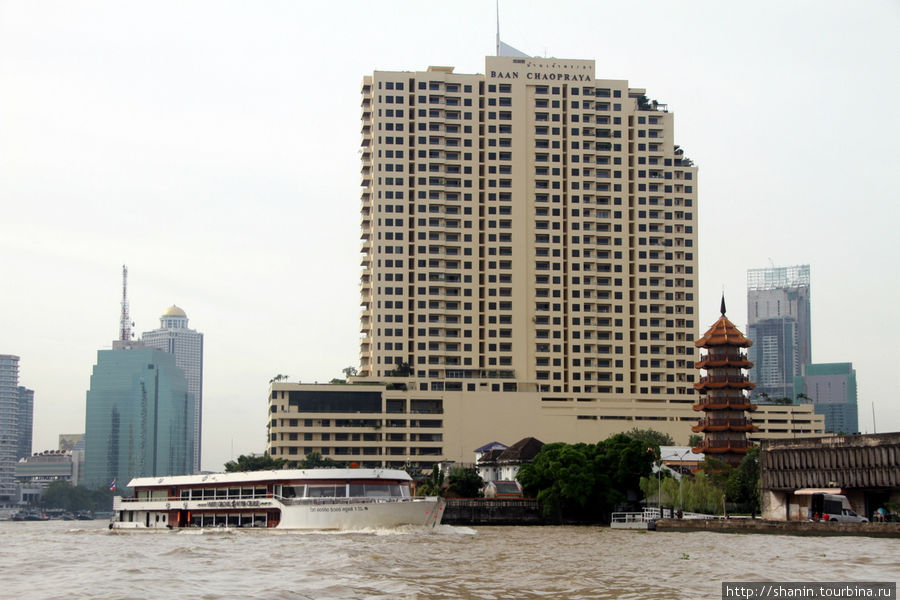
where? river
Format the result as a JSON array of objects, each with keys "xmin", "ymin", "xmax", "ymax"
[{"xmin": 1, "ymin": 520, "xmax": 897, "ymax": 599}]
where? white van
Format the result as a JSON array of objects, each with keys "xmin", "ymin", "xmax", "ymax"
[{"xmin": 808, "ymin": 493, "xmax": 868, "ymax": 523}]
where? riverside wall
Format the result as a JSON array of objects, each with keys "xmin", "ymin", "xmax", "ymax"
[
  {"xmin": 654, "ymin": 518, "xmax": 900, "ymax": 538},
  {"xmin": 441, "ymin": 498, "xmax": 544, "ymax": 525}
]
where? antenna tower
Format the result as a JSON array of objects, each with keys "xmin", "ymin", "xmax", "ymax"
[
  {"xmin": 495, "ymin": 0, "xmax": 500, "ymax": 56},
  {"xmin": 119, "ymin": 265, "xmax": 133, "ymax": 342}
]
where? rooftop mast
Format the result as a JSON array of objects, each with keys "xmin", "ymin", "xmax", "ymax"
[
  {"xmin": 495, "ymin": 0, "xmax": 500, "ymax": 56},
  {"xmin": 119, "ymin": 265, "xmax": 133, "ymax": 342}
]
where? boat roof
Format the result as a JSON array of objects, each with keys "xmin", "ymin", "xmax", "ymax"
[{"xmin": 127, "ymin": 468, "xmax": 413, "ymax": 488}]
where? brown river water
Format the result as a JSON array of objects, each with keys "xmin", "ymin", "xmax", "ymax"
[{"xmin": 1, "ymin": 520, "xmax": 897, "ymax": 599}]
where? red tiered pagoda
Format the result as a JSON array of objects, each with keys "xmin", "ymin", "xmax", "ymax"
[{"xmin": 692, "ymin": 297, "xmax": 758, "ymax": 467}]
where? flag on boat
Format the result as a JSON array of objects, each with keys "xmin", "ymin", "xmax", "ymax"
[{"xmin": 109, "ymin": 478, "xmax": 116, "ymax": 492}]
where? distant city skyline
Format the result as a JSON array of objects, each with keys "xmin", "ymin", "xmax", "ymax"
[{"xmin": 2, "ymin": 2, "xmax": 898, "ymax": 471}]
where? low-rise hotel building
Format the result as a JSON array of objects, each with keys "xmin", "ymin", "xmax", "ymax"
[{"xmin": 267, "ymin": 383, "xmax": 824, "ymax": 468}]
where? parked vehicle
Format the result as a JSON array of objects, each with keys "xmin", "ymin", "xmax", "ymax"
[
  {"xmin": 808, "ymin": 493, "xmax": 868, "ymax": 522},
  {"xmin": 829, "ymin": 507, "xmax": 869, "ymax": 523}
]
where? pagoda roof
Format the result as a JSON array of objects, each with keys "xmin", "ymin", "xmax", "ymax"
[{"xmin": 695, "ymin": 314, "xmax": 753, "ymax": 348}]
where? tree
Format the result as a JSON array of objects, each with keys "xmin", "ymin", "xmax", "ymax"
[
  {"xmin": 417, "ymin": 465, "xmax": 445, "ymax": 496},
  {"xmin": 726, "ymin": 447, "xmax": 760, "ymax": 514},
  {"xmin": 387, "ymin": 361, "xmax": 413, "ymax": 377},
  {"xmin": 298, "ymin": 451, "xmax": 343, "ymax": 469},
  {"xmin": 623, "ymin": 428, "xmax": 675, "ymax": 448},
  {"xmin": 224, "ymin": 452, "xmax": 287, "ymax": 472},
  {"xmin": 517, "ymin": 435, "xmax": 655, "ymax": 522},
  {"xmin": 40, "ymin": 480, "xmax": 112, "ymax": 512},
  {"xmin": 269, "ymin": 374, "xmax": 289, "ymax": 384},
  {"xmin": 446, "ymin": 466, "xmax": 483, "ymax": 498},
  {"xmin": 342, "ymin": 366, "xmax": 358, "ymax": 379},
  {"xmin": 688, "ymin": 434, "xmax": 703, "ymax": 447}
]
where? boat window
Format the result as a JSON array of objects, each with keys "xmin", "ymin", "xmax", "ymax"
[
  {"xmin": 203, "ymin": 488, "xmax": 215, "ymax": 499},
  {"xmin": 348, "ymin": 483, "xmax": 403, "ymax": 497},
  {"xmin": 307, "ymin": 484, "xmax": 344, "ymax": 498},
  {"xmin": 242, "ymin": 487, "xmax": 253, "ymax": 498},
  {"xmin": 180, "ymin": 490, "xmax": 190, "ymax": 500},
  {"xmin": 137, "ymin": 490, "xmax": 150, "ymax": 500},
  {"xmin": 151, "ymin": 489, "xmax": 168, "ymax": 500},
  {"xmin": 228, "ymin": 488, "xmax": 240, "ymax": 498},
  {"xmin": 255, "ymin": 487, "xmax": 267, "ymax": 498},
  {"xmin": 215, "ymin": 488, "xmax": 228, "ymax": 499},
  {"xmin": 282, "ymin": 485, "xmax": 305, "ymax": 498}
]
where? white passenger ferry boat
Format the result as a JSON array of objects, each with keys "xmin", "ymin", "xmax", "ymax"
[{"xmin": 111, "ymin": 468, "xmax": 444, "ymax": 530}]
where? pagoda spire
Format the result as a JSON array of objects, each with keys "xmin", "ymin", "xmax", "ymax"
[{"xmin": 692, "ymin": 297, "xmax": 758, "ymax": 467}]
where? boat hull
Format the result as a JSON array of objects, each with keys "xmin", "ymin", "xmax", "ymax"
[{"xmin": 111, "ymin": 496, "xmax": 445, "ymax": 531}]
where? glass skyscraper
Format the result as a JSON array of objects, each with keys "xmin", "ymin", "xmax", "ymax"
[
  {"xmin": 83, "ymin": 346, "xmax": 194, "ymax": 491},
  {"xmin": 0, "ymin": 354, "xmax": 33, "ymax": 501},
  {"xmin": 794, "ymin": 363, "xmax": 858, "ymax": 434},
  {"xmin": 746, "ymin": 265, "xmax": 811, "ymax": 402},
  {"xmin": 142, "ymin": 306, "xmax": 203, "ymax": 472}
]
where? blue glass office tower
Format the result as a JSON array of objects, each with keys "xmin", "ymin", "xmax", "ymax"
[
  {"xmin": 794, "ymin": 363, "xmax": 859, "ymax": 434},
  {"xmin": 83, "ymin": 346, "xmax": 194, "ymax": 491}
]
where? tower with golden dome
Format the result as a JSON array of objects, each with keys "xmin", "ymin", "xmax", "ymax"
[
  {"xmin": 692, "ymin": 297, "xmax": 758, "ymax": 467},
  {"xmin": 142, "ymin": 305, "xmax": 204, "ymax": 473}
]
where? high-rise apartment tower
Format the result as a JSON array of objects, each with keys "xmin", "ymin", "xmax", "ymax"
[
  {"xmin": 747, "ymin": 265, "xmax": 811, "ymax": 402},
  {"xmin": 142, "ymin": 306, "xmax": 203, "ymax": 472},
  {"xmin": 359, "ymin": 55, "xmax": 699, "ymax": 398},
  {"xmin": 0, "ymin": 354, "xmax": 33, "ymax": 501}
]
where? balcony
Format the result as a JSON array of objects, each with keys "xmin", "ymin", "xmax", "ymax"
[
  {"xmin": 694, "ymin": 375, "xmax": 755, "ymax": 391},
  {"xmin": 691, "ymin": 418, "xmax": 758, "ymax": 433},
  {"xmin": 692, "ymin": 439, "xmax": 753, "ymax": 454},
  {"xmin": 692, "ymin": 396, "xmax": 756, "ymax": 412}
]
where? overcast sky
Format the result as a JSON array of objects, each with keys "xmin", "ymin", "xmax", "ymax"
[{"xmin": 2, "ymin": 0, "xmax": 898, "ymax": 472}]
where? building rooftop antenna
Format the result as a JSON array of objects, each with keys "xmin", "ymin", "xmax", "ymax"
[
  {"xmin": 495, "ymin": 0, "xmax": 500, "ymax": 56},
  {"xmin": 119, "ymin": 265, "xmax": 134, "ymax": 342}
]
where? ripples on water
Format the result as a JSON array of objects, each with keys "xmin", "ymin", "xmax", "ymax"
[{"xmin": 1, "ymin": 520, "xmax": 897, "ymax": 600}]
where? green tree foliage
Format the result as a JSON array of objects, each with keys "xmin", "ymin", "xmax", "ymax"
[
  {"xmin": 517, "ymin": 434, "xmax": 654, "ymax": 522},
  {"xmin": 268, "ymin": 374, "xmax": 289, "ymax": 384},
  {"xmin": 726, "ymin": 447, "xmax": 760, "ymax": 513},
  {"xmin": 688, "ymin": 434, "xmax": 703, "ymax": 447},
  {"xmin": 624, "ymin": 428, "xmax": 675, "ymax": 448},
  {"xmin": 387, "ymin": 361, "xmax": 413, "ymax": 377},
  {"xmin": 416, "ymin": 465, "xmax": 445, "ymax": 496},
  {"xmin": 342, "ymin": 366, "xmax": 358, "ymax": 379},
  {"xmin": 39, "ymin": 480, "xmax": 112, "ymax": 512},
  {"xmin": 446, "ymin": 466, "xmax": 484, "ymax": 498},
  {"xmin": 700, "ymin": 456, "xmax": 734, "ymax": 488},
  {"xmin": 298, "ymin": 451, "xmax": 343, "ymax": 469},
  {"xmin": 224, "ymin": 452, "xmax": 287, "ymax": 472},
  {"xmin": 639, "ymin": 471, "xmax": 726, "ymax": 514}
]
